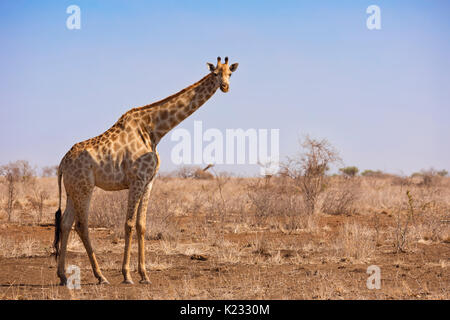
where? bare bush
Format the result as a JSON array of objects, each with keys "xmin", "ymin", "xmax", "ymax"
[
  {"xmin": 420, "ymin": 168, "xmax": 442, "ymax": 187},
  {"xmin": 0, "ymin": 160, "xmax": 35, "ymax": 222},
  {"xmin": 175, "ymin": 165, "xmax": 197, "ymax": 178},
  {"xmin": 90, "ymin": 185, "xmax": 180, "ymax": 240},
  {"xmin": 247, "ymin": 179, "xmax": 306, "ymax": 231},
  {"xmin": 410, "ymin": 168, "xmax": 446, "ymax": 187},
  {"xmin": 321, "ymin": 177, "xmax": 358, "ymax": 215},
  {"xmin": 41, "ymin": 165, "xmax": 58, "ymax": 177},
  {"xmin": 390, "ymin": 174, "xmax": 412, "ymax": 187},
  {"xmin": 282, "ymin": 136, "xmax": 341, "ymax": 215},
  {"xmin": 247, "ymin": 181, "xmax": 279, "ymax": 227},
  {"xmin": 26, "ymin": 182, "xmax": 50, "ymax": 223},
  {"xmin": 175, "ymin": 164, "xmax": 215, "ymax": 180},
  {"xmin": 147, "ymin": 193, "xmax": 179, "ymax": 240},
  {"xmin": 89, "ymin": 190, "xmax": 128, "ymax": 232},
  {"xmin": 392, "ymin": 187, "xmax": 449, "ymax": 249},
  {"xmin": 213, "ymin": 171, "xmax": 230, "ymax": 217}
]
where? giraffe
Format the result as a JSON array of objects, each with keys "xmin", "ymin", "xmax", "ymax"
[{"xmin": 53, "ymin": 57, "xmax": 238, "ymax": 285}]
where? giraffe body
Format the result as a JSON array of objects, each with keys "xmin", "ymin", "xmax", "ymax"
[{"xmin": 54, "ymin": 57, "xmax": 238, "ymax": 285}]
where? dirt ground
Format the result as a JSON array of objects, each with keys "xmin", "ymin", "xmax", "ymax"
[
  {"xmin": 0, "ymin": 175, "xmax": 449, "ymax": 299},
  {"xmin": 0, "ymin": 213, "xmax": 448, "ymax": 300}
]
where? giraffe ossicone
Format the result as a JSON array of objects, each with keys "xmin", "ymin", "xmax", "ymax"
[{"xmin": 53, "ymin": 57, "xmax": 238, "ymax": 285}]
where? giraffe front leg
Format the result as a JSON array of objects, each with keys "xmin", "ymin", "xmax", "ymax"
[
  {"xmin": 122, "ymin": 181, "xmax": 145, "ymax": 284},
  {"xmin": 136, "ymin": 180, "xmax": 154, "ymax": 284}
]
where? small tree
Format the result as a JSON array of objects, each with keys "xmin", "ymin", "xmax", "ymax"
[
  {"xmin": 339, "ymin": 166, "xmax": 359, "ymax": 177},
  {"xmin": 419, "ymin": 168, "xmax": 440, "ymax": 187},
  {"xmin": 0, "ymin": 160, "xmax": 35, "ymax": 222},
  {"xmin": 42, "ymin": 165, "xmax": 58, "ymax": 177},
  {"xmin": 27, "ymin": 178, "xmax": 50, "ymax": 224},
  {"xmin": 175, "ymin": 165, "xmax": 196, "ymax": 178},
  {"xmin": 282, "ymin": 136, "xmax": 341, "ymax": 215},
  {"xmin": 437, "ymin": 169, "xmax": 448, "ymax": 177},
  {"xmin": 361, "ymin": 169, "xmax": 383, "ymax": 177}
]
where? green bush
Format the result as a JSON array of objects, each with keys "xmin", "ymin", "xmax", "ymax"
[
  {"xmin": 437, "ymin": 169, "xmax": 448, "ymax": 177},
  {"xmin": 361, "ymin": 169, "xmax": 383, "ymax": 177},
  {"xmin": 339, "ymin": 166, "xmax": 359, "ymax": 177}
]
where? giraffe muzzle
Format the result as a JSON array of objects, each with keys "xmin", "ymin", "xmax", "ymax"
[{"xmin": 220, "ymin": 84, "xmax": 229, "ymax": 92}]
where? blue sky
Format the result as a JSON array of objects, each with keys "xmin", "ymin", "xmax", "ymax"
[{"xmin": 1, "ymin": 0, "xmax": 449, "ymax": 176}]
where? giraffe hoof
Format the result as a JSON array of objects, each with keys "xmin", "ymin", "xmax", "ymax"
[
  {"xmin": 122, "ymin": 279, "xmax": 134, "ymax": 285},
  {"xmin": 98, "ymin": 278, "xmax": 110, "ymax": 285},
  {"xmin": 139, "ymin": 279, "xmax": 151, "ymax": 285}
]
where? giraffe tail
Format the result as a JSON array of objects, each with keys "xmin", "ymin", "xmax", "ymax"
[{"xmin": 53, "ymin": 165, "xmax": 63, "ymax": 261}]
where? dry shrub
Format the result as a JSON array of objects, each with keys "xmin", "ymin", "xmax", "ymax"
[
  {"xmin": 282, "ymin": 136, "xmax": 341, "ymax": 215},
  {"xmin": 89, "ymin": 190, "xmax": 127, "ymax": 231},
  {"xmin": 392, "ymin": 188, "xmax": 450, "ymax": 249},
  {"xmin": 175, "ymin": 165, "xmax": 196, "ymax": 178},
  {"xmin": 418, "ymin": 203, "xmax": 450, "ymax": 243},
  {"xmin": 199, "ymin": 173, "xmax": 232, "ymax": 230},
  {"xmin": 247, "ymin": 179, "xmax": 304, "ymax": 230},
  {"xmin": 41, "ymin": 165, "xmax": 58, "ymax": 177},
  {"xmin": 412, "ymin": 219, "xmax": 449, "ymax": 244},
  {"xmin": 26, "ymin": 179, "xmax": 50, "ymax": 223},
  {"xmin": 321, "ymin": 177, "xmax": 358, "ymax": 215},
  {"xmin": 90, "ymin": 185, "xmax": 181, "ymax": 241},
  {"xmin": 246, "ymin": 181, "xmax": 278, "ymax": 227},
  {"xmin": 214, "ymin": 240, "xmax": 243, "ymax": 264},
  {"xmin": 251, "ymin": 233, "xmax": 271, "ymax": 258},
  {"xmin": 0, "ymin": 160, "xmax": 36, "ymax": 222},
  {"xmin": 389, "ymin": 175, "xmax": 412, "ymax": 187},
  {"xmin": 334, "ymin": 222, "xmax": 376, "ymax": 262},
  {"xmin": 147, "ymin": 195, "xmax": 179, "ymax": 240},
  {"xmin": 182, "ymin": 190, "xmax": 207, "ymax": 215},
  {"xmin": 411, "ymin": 168, "xmax": 446, "ymax": 187},
  {"xmin": 0, "ymin": 235, "xmax": 40, "ymax": 258},
  {"xmin": 175, "ymin": 165, "xmax": 214, "ymax": 180}
]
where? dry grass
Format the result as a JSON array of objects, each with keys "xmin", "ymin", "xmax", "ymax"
[
  {"xmin": 333, "ymin": 222, "xmax": 376, "ymax": 262},
  {"xmin": 0, "ymin": 173, "xmax": 449, "ymax": 299},
  {"xmin": 0, "ymin": 235, "xmax": 43, "ymax": 258}
]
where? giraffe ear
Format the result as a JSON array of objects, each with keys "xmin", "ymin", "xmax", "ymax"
[
  {"xmin": 207, "ymin": 63, "xmax": 217, "ymax": 73},
  {"xmin": 229, "ymin": 63, "xmax": 239, "ymax": 72}
]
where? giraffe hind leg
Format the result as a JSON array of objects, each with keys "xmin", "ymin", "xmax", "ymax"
[
  {"xmin": 72, "ymin": 187, "xmax": 110, "ymax": 285},
  {"xmin": 56, "ymin": 197, "xmax": 75, "ymax": 285}
]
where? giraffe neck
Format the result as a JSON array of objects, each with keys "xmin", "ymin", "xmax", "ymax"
[{"xmin": 135, "ymin": 73, "xmax": 219, "ymax": 145}]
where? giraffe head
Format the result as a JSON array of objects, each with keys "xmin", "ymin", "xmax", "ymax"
[{"xmin": 206, "ymin": 56, "xmax": 239, "ymax": 93}]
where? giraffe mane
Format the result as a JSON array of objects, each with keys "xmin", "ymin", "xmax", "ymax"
[
  {"xmin": 111, "ymin": 72, "xmax": 214, "ymax": 128},
  {"xmin": 133, "ymin": 73, "xmax": 213, "ymax": 113}
]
